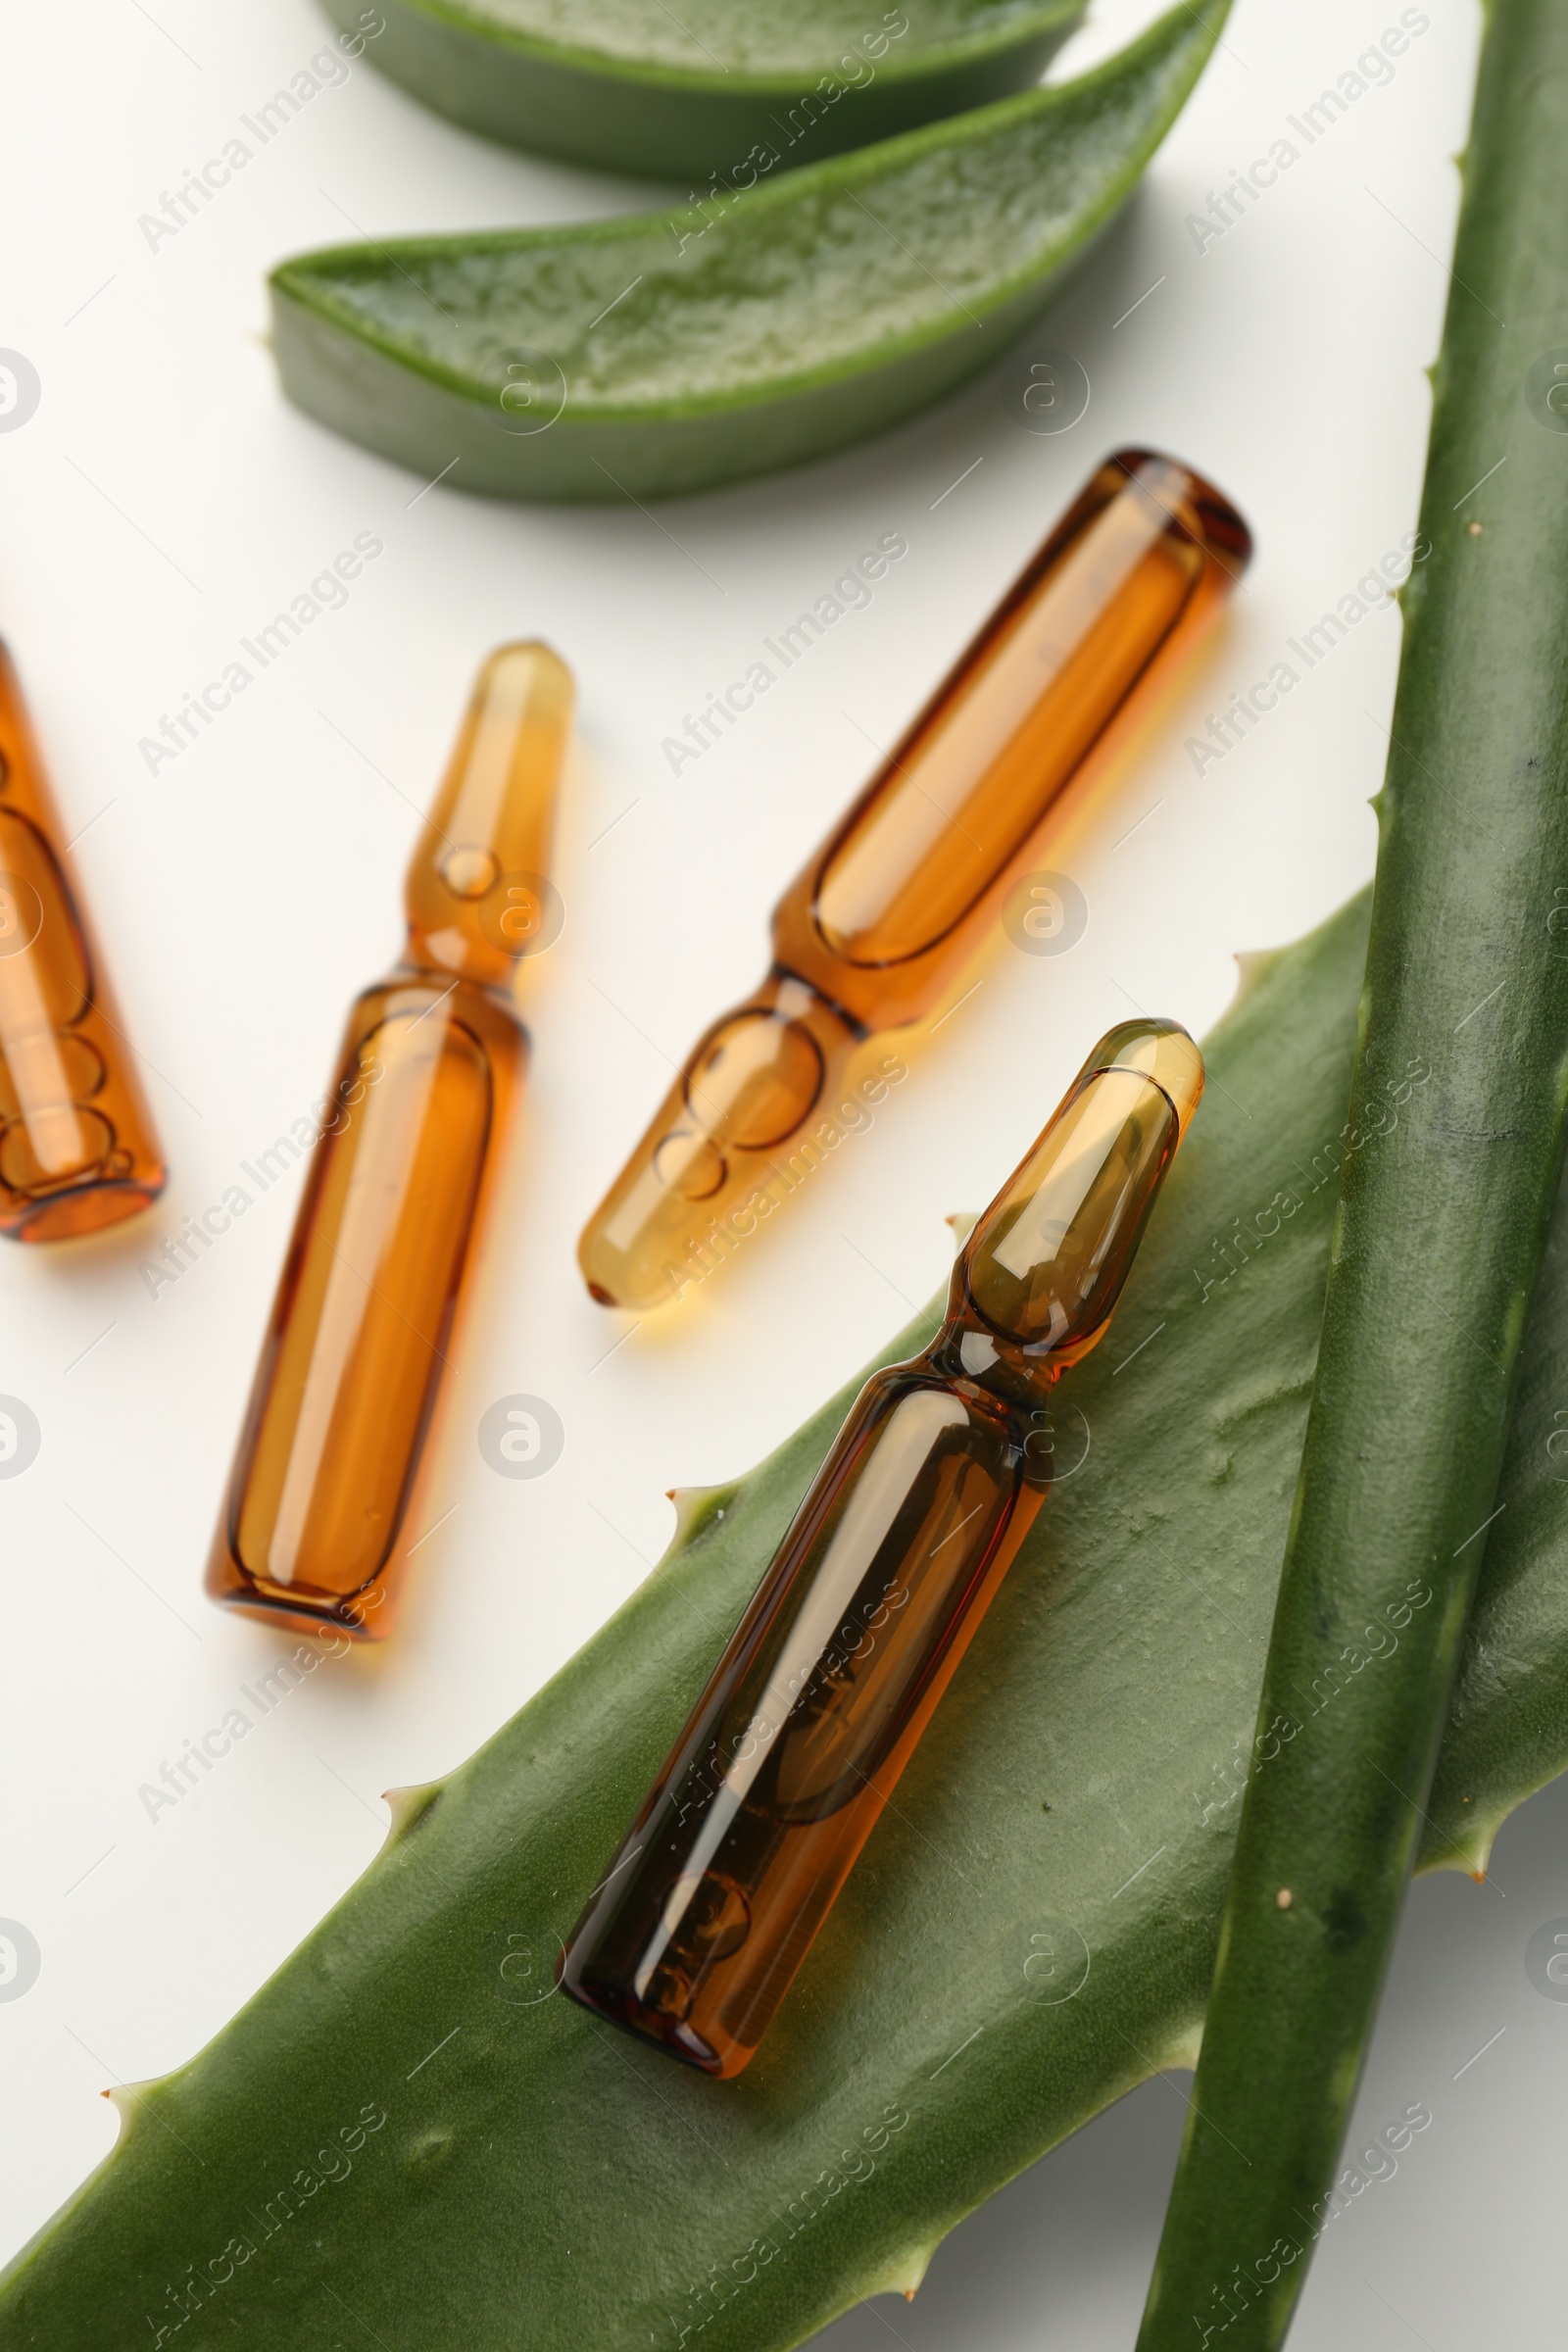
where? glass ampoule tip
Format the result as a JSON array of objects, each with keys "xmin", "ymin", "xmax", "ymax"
[{"xmin": 960, "ymin": 1017, "xmax": 1201, "ymax": 1360}]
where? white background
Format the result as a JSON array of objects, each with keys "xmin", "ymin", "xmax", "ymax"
[{"xmin": 4, "ymin": 0, "xmax": 1563, "ymax": 2341}]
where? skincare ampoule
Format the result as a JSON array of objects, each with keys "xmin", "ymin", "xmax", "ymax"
[
  {"xmin": 560, "ymin": 1018, "xmax": 1202, "ymax": 2075},
  {"xmin": 0, "ymin": 642, "xmax": 167, "ymax": 1240},
  {"xmin": 578, "ymin": 451, "xmax": 1247, "ymax": 1309},
  {"xmin": 205, "ymin": 643, "xmax": 573, "ymax": 1640}
]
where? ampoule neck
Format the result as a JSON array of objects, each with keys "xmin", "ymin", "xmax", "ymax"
[
  {"xmin": 401, "ymin": 641, "xmax": 572, "ymax": 994},
  {"xmin": 398, "ymin": 921, "xmax": 517, "ymax": 992},
  {"xmin": 386, "ymin": 941, "xmax": 521, "ymax": 1014},
  {"xmin": 926, "ymin": 1290, "xmax": 1059, "ymax": 1411}
]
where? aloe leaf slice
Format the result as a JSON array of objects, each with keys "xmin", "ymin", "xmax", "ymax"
[
  {"xmin": 270, "ymin": 0, "xmax": 1226, "ymax": 503},
  {"xmin": 1134, "ymin": 1, "xmax": 1568, "ymax": 2341},
  {"xmin": 320, "ymin": 0, "xmax": 1084, "ymax": 179},
  {"xmin": 5, "ymin": 887, "xmax": 1568, "ymax": 2352}
]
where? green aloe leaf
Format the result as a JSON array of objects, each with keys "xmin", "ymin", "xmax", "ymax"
[
  {"xmin": 322, "ymin": 0, "xmax": 1084, "ymax": 179},
  {"xmin": 6, "ymin": 886, "xmax": 1568, "ymax": 2352},
  {"xmin": 270, "ymin": 0, "xmax": 1225, "ymax": 503},
  {"xmin": 1137, "ymin": 1, "xmax": 1568, "ymax": 2340}
]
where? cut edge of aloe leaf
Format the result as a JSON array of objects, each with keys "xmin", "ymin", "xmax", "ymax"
[
  {"xmin": 320, "ymin": 0, "xmax": 1087, "ymax": 178},
  {"xmin": 278, "ymin": 2, "xmax": 1221, "ymax": 392},
  {"xmin": 337, "ymin": 0, "xmax": 1089, "ymax": 94},
  {"xmin": 270, "ymin": 0, "xmax": 1228, "ymax": 502}
]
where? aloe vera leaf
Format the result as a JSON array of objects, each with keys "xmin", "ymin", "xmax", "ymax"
[
  {"xmin": 6, "ymin": 888, "xmax": 1568, "ymax": 2352},
  {"xmin": 1424, "ymin": 1150, "xmax": 1568, "ymax": 1865},
  {"xmin": 320, "ymin": 0, "xmax": 1084, "ymax": 179},
  {"xmin": 270, "ymin": 0, "xmax": 1225, "ymax": 504},
  {"xmin": 1135, "ymin": 5, "xmax": 1568, "ymax": 2345}
]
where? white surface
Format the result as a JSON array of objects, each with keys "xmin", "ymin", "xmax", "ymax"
[{"xmin": 5, "ymin": 0, "xmax": 1556, "ymax": 2341}]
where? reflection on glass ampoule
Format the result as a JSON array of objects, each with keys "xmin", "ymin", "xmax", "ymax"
[
  {"xmin": 0, "ymin": 642, "xmax": 166, "ymax": 1241},
  {"xmin": 559, "ymin": 1017, "xmax": 1203, "ymax": 2077},
  {"xmin": 205, "ymin": 643, "xmax": 573, "ymax": 1641},
  {"xmin": 578, "ymin": 450, "xmax": 1247, "ymax": 1311}
]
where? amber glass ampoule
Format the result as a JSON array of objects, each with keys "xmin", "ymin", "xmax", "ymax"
[
  {"xmin": 560, "ymin": 1018, "xmax": 1203, "ymax": 2076},
  {"xmin": 205, "ymin": 644, "xmax": 573, "ymax": 1641},
  {"xmin": 0, "ymin": 641, "xmax": 166, "ymax": 1240},
  {"xmin": 579, "ymin": 451, "xmax": 1247, "ymax": 1310}
]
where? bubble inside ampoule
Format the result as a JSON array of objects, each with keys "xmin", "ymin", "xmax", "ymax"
[{"xmin": 0, "ymin": 647, "xmax": 165, "ymax": 1241}]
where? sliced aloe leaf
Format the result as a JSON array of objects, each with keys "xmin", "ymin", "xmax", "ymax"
[
  {"xmin": 270, "ymin": 0, "xmax": 1226, "ymax": 503},
  {"xmin": 321, "ymin": 0, "xmax": 1084, "ymax": 179},
  {"xmin": 5, "ymin": 887, "xmax": 1568, "ymax": 2352}
]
